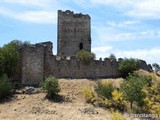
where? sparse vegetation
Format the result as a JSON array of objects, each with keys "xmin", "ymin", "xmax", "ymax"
[
  {"xmin": 109, "ymin": 53, "xmax": 116, "ymax": 60},
  {"xmin": 82, "ymin": 70, "xmax": 160, "ymax": 117},
  {"xmin": 0, "ymin": 41, "xmax": 20, "ymax": 77},
  {"xmin": 95, "ymin": 81, "xmax": 114, "ymax": 99},
  {"xmin": 94, "ymin": 81, "xmax": 126, "ymax": 111},
  {"xmin": 42, "ymin": 76, "xmax": 60, "ymax": 98},
  {"xmin": 76, "ymin": 50, "xmax": 95, "ymax": 65},
  {"xmin": 120, "ymin": 73, "xmax": 151, "ymax": 109},
  {"xmin": 0, "ymin": 41, "xmax": 160, "ymax": 119},
  {"xmin": 111, "ymin": 110, "xmax": 125, "ymax": 120},
  {"xmin": 152, "ymin": 63, "xmax": 160, "ymax": 75},
  {"xmin": 0, "ymin": 40, "xmax": 30, "ymax": 77},
  {"xmin": 0, "ymin": 74, "xmax": 12, "ymax": 99},
  {"xmin": 83, "ymin": 87, "xmax": 95, "ymax": 103},
  {"xmin": 112, "ymin": 90, "xmax": 126, "ymax": 111},
  {"xmin": 118, "ymin": 58, "xmax": 140, "ymax": 77}
]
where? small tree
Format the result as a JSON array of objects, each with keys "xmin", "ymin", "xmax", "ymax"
[
  {"xmin": 42, "ymin": 76, "xmax": 60, "ymax": 98},
  {"xmin": 120, "ymin": 73, "xmax": 151, "ymax": 109},
  {"xmin": 76, "ymin": 50, "xmax": 95, "ymax": 65},
  {"xmin": 0, "ymin": 40, "xmax": 30, "ymax": 77},
  {"xmin": 0, "ymin": 41, "xmax": 21, "ymax": 77},
  {"xmin": 152, "ymin": 63, "xmax": 160, "ymax": 74},
  {"xmin": 109, "ymin": 53, "xmax": 116, "ymax": 60},
  {"xmin": 118, "ymin": 58, "xmax": 140, "ymax": 77},
  {"xmin": 0, "ymin": 74, "xmax": 12, "ymax": 99}
]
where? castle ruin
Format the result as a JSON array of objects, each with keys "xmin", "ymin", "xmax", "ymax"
[
  {"xmin": 16, "ymin": 10, "xmax": 152, "ymax": 86},
  {"xmin": 57, "ymin": 10, "xmax": 91, "ymax": 56}
]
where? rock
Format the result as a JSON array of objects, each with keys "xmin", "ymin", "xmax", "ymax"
[
  {"xmin": 30, "ymin": 106, "xmax": 56, "ymax": 115},
  {"xmin": 21, "ymin": 87, "xmax": 41, "ymax": 94},
  {"xmin": 78, "ymin": 108, "xmax": 98, "ymax": 114}
]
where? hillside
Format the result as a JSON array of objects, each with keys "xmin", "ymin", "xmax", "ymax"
[
  {"xmin": 0, "ymin": 77, "xmax": 157, "ymax": 120},
  {"xmin": 0, "ymin": 79, "xmax": 111, "ymax": 120}
]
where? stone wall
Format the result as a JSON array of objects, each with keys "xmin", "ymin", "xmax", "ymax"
[
  {"xmin": 44, "ymin": 55, "xmax": 121, "ymax": 79},
  {"xmin": 20, "ymin": 42, "xmax": 152, "ymax": 85},
  {"xmin": 21, "ymin": 44, "xmax": 45, "ymax": 85},
  {"xmin": 57, "ymin": 10, "xmax": 91, "ymax": 56}
]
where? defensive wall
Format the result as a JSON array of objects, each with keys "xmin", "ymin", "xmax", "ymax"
[{"xmin": 20, "ymin": 42, "xmax": 152, "ymax": 85}]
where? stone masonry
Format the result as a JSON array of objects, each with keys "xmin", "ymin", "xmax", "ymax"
[
  {"xmin": 19, "ymin": 10, "xmax": 152, "ymax": 85},
  {"xmin": 21, "ymin": 42, "xmax": 121, "ymax": 85},
  {"xmin": 57, "ymin": 10, "xmax": 91, "ymax": 56},
  {"xmin": 20, "ymin": 41, "xmax": 152, "ymax": 85}
]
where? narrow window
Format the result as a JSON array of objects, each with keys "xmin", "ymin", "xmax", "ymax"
[{"xmin": 79, "ymin": 42, "xmax": 83, "ymax": 50}]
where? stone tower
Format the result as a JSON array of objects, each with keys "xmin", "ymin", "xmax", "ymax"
[{"xmin": 57, "ymin": 10, "xmax": 91, "ymax": 56}]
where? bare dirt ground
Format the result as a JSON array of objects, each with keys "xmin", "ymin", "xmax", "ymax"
[
  {"xmin": 0, "ymin": 79, "xmax": 111, "ymax": 120},
  {"xmin": 0, "ymin": 78, "xmax": 141, "ymax": 120}
]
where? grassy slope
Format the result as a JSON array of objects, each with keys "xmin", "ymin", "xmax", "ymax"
[{"xmin": 1, "ymin": 73, "xmax": 159, "ymax": 120}]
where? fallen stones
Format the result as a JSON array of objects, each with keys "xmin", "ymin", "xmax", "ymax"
[{"xmin": 16, "ymin": 87, "xmax": 41, "ymax": 94}]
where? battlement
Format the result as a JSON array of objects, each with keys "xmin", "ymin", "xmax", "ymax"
[
  {"xmin": 58, "ymin": 10, "xmax": 90, "ymax": 19},
  {"xmin": 58, "ymin": 10, "xmax": 91, "ymax": 56},
  {"xmin": 20, "ymin": 41, "xmax": 152, "ymax": 85},
  {"xmin": 18, "ymin": 10, "xmax": 153, "ymax": 86},
  {"xmin": 36, "ymin": 41, "xmax": 53, "ymax": 54}
]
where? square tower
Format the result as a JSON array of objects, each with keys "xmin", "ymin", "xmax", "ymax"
[{"xmin": 57, "ymin": 10, "xmax": 91, "ymax": 56}]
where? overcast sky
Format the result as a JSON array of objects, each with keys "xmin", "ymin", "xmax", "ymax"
[{"xmin": 0, "ymin": 0, "xmax": 160, "ymax": 64}]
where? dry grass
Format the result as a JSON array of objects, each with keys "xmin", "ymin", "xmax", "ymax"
[
  {"xmin": 0, "ymin": 79, "xmax": 112, "ymax": 120},
  {"xmin": 0, "ymin": 78, "xmax": 149, "ymax": 120}
]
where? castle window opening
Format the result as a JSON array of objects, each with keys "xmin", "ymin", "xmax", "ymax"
[{"xmin": 79, "ymin": 42, "xmax": 83, "ymax": 50}]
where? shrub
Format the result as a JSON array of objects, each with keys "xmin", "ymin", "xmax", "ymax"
[
  {"xmin": 0, "ymin": 40, "xmax": 30, "ymax": 77},
  {"xmin": 83, "ymin": 87, "xmax": 95, "ymax": 103},
  {"xmin": 118, "ymin": 58, "xmax": 140, "ymax": 77},
  {"xmin": 42, "ymin": 76, "xmax": 60, "ymax": 98},
  {"xmin": 111, "ymin": 110, "xmax": 125, "ymax": 120},
  {"xmin": 120, "ymin": 73, "xmax": 151, "ymax": 109},
  {"xmin": 142, "ymin": 81, "xmax": 160, "ymax": 114},
  {"xmin": 76, "ymin": 50, "xmax": 95, "ymax": 65},
  {"xmin": 95, "ymin": 81, "xmax": 114, "ymax": 99},
  {"xmin": 109, "ymin": 53, "xmax": 116, "ymax": 60},
  {"xmin": 0, "ymin": 41, "xmax": 20, "ymax": 77},
  {"xmin": 112, "ymin": 90, "xmax": 126, "ymax": 111},
  {"xmin": 0, "ymin": 74, "xmax": 12, "ymax": 99}
]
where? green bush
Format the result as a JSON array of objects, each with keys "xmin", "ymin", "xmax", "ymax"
[
  {"xmin": 0, "ymin": 40, "xmax": 21, "ymax": 77},
  {"xmin": 42, "ymin": 77, "xmax": 60, "ymax": 98},
  {"xmin": 0, "ymin": 74, "xmax": 12, "ymax": 98},
  {"xmin": 109, "ymin": 53, "xmax": 116, "ymax": 60},
  {"xmin": 120, "ymin": 73, "xmax": 151, "ymax": 109},
  {"xmin": 118, "ymin": 58, "xmax": 140, "ymax": 77},
  {"xmin": 95, "ymin": 81, "xmax": 114, "ymax": 99},
  {"xmin": 0, "ymin": 40, "xmax": 30, "ymax": 77},
  {"xmin": 76, "ymin": 50, "xmax": 95, "ymax": 65}
]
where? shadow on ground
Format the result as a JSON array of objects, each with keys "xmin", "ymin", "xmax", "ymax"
[{"xmin": 45, "ymin": 94, "xmax": 66, "ymax": 103}]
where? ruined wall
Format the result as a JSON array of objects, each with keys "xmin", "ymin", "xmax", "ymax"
[
  {"xmin": 44, "ymin": 54, "xmax": 121, "ymax": 79},
  {"xmin": 57, "ymin": 10, "xmax": 91, "ymax": 56},
  {"xmin": 21, "ymin": 44, "xmax": 45, "ymax": 85},
  {"xmin": 21, "ymin": 42, "xmax": 152, "ymax": 85}
]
